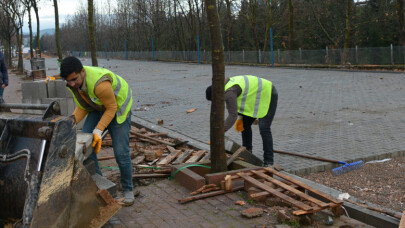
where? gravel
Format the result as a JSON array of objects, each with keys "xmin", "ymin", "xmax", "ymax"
[{"xmin": 300, "ymin": 156, "xmax": 405, "ymax": 213}]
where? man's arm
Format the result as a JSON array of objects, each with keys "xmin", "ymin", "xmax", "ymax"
[
  {"xmin": 224, "ymin": 87, "xmax": 239, "ymax": 132},
  {"xmin": 73, "ymin": 106, "xmax": 88, "ymax": 123},
  {"xmin": 94, "ymin": 81, "xmax": 117, "ymax": 131}
]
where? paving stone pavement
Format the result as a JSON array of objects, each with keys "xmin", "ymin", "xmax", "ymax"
[
  {"xmin": 31, "ymin": 58, "xmax": 405, "ymax": 174},
  {"xmin": 17, "ymin": 58, "xmax": 403, "ymax": 227}
]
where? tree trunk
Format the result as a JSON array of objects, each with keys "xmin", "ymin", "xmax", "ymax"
[
  {"xmin": 225, "ymin": 0, "xmax": 233, "ymax": 51},
  {"xmin": 288, "ymin": 0, "xmax": 294, "ymax": 62},
  {"xmin": 397, "ymin": 0, "xmax": 405, "ymax": 63},
  {"xmin": 16, "ymin": 27, "xmax": 23, "ymax": 73},
  {"xmin": 88, "ymin": 0, "xmax": 98, "ymax": 66},
  {"xmin": 263, "ymin": 0, "xmax": 271, "ymax": 52},
  {"xmin": 205, "ymin": 0, "xmax": 226, "ymax": 173},
  {"xmin": 32, "ymin": 1, "xmax": 41, "ymax": 57},
  {"xmin": 27, "ymin": 5, "xmax": 33, "ymax": 58},
  {"xmin": 342, "ymin": 0, "xmax": 353, "ymax": 64},
  {"xmin": 53, "ymin": 0, "xmax": 63, "ymax": 60}
]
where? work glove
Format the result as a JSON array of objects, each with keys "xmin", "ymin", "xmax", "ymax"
[
  {"xmin": 235, "ymin": 116, "xmax": 244, "ymax": 133},
  {"xmin": 92, "ymin": 128, "xmax": 103, "ymax": 154}
]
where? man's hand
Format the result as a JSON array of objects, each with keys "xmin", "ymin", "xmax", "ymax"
[
  {"xmin": 92, "ymin": 128, "xmax": 103, "ymax": 154},
  {"xmin": 1, "ymin": 84, "xmax": 6, "ymax": 88},
  {"xmin": 235, "ymin": 116, "xmax": 244, "ymax": 133}
]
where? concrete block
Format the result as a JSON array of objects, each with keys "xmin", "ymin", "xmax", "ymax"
[
  {"xmin": 46, "ymin": 80, "xmax": 57, "ymax": 98},
  {"xmin": 55, "ymin": 80, "xmax": 72, "ymax": 98},
  {"xmin": 22, "ymin": 81, "xmax": 48, "ymax": 100},
  {"xmin": 75, "ymin": 132, "xmax": 93, "ymax": 162},
  {"xmin": 92, "ymin": 173, "xmax": 117, "ymax": 197}
]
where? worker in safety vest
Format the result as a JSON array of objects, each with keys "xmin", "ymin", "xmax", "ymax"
[
  {"xmin": 60, "ymin": 56, "xmax": 136, "ymax": 206},
  {"xmin": 206, "ymin": 75, "xmax": 278, "ymax": 166}
]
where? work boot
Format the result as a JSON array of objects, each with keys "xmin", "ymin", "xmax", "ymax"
[{"xmin": 123, "ymin": 191, "xmax": 135, "ymax": 206}]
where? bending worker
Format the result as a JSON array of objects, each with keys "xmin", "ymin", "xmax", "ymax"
[
  {"xmin": 60, "ymin": 56, "xmax": 135, "ymax": 206},
  {"xmin": 206, "ymin": 75, "xmax": 278, "ymax": 167}
]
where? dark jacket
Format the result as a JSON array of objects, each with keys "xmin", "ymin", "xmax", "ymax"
[{"xmin": 0, "ymin": 52, "xmax": 8, "ymax": 86}]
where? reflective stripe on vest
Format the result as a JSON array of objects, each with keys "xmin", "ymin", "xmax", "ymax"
[{"xmin": 225, "ymin": 75, "xmax": 272, "ymax": 118}]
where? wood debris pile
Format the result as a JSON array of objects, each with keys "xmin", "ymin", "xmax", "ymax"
[{"xmin": 99, "ymin": 126, "xmax": 210, "ymax": 183}]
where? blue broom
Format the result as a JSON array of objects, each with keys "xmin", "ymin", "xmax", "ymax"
[{"xmin": 273, "ymin": 150, "xmax": 364, "ymax": 176}]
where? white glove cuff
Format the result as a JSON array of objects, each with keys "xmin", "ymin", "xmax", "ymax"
[{"xmin": 93, "ymin": 128, "xmax": 103, "ymax": 138}]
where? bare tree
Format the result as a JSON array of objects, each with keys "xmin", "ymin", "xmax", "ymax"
[
  {"xmin": 31, "ymin": 0, "xmax": 41, "ymax": 57},
  {"xmin": 53, "ymin": 0, "xmax": 63, "ymax": 60},
  {"xmin": 88, "ymin": 0, "xmax": 98, "ymax": 66},
  {"xmin": 205, "ymin": 0, "xmax": 226, "ymax": 173},
  {"xmin": 22, "ymin": 0, "xmax": 34, "ymax": 58},
  {"xmin": 0, "ymin": 8, "xmax": 16, "ymax": 67},
  {"xmin": 342, "ymin": 0, "xmax": 353, "ymax": 64},
  {"xmin": 1, "ymin": 0, "xmax": 25, "ymax": 73}
]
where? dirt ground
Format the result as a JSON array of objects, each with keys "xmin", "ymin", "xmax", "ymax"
[{"xmin": 300, "ymin": 156, "xmax": 405, "ymax": 214}]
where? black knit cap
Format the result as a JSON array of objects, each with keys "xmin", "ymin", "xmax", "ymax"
[{"xmin": 205, "ymin": 85, "xmax": 212, "ymax": 101}]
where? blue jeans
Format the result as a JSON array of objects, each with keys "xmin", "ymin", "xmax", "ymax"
[
  {"xmin": 0, "ymin": 87, "xmax": 4, "ymax": 97},
  {"xmin": 242, "ymin": 86, "xmax": 278, "ymax": 165},
  {"xmin": 82, "ymin": 111, "xmax": 133, "ymax": 192}
]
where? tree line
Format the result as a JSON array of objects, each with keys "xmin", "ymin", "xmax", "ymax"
[{"xmin": 2, "ymin": 0, "xmax": 405, "ymax": 72}]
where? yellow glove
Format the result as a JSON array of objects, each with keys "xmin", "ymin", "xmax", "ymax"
[
  {"xmin": 92, "ymin": 128, "xmax": 103, "ymax": 154},
  {"xmin": 235, "ymin": 116, "xmax": 244, "ymax": 133}
]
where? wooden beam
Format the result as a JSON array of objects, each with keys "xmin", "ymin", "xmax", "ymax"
[
  {"xmin": 226, "ymin": 146, "xmax": 246, "ymax": 166},
  {"xmin": 172, "ymin": 150, "xmax": 193, "ymax": 164},
  {"xmin": 185, "ymin": 150, "xmax": 206, "ymax": 163},
  {"xmin": 157, "ymin": 149, "xmax": 182, "ymax": 165},
  {"xmin": 199, "ymin": 151, "xmax": 211, "ymax": 163},
  {"xmin": 132, "ymin": 173, "xmax": 170, "ymax": 179},
  {"xmin": 251, "ymin": 170, "xmax": 329, "ymax": 208},
  {"xmin": 178, "ymin": 186, "xmax": 244, "ymax": 204},
  {"xmin": 237, "ymin": 172, "xmax": 312, "ymax": 211},
  {"xmin": 131, "ymin": 130, "xmax": 175, "ymax": 146},
  {"xmin": 264, "ymin": 167, "xmax": 342, "ymax": 204}
]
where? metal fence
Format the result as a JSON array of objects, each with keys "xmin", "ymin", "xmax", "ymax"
[{"xmin": 69, "ymin": 45, "xmax": 405, "ymax": 65}]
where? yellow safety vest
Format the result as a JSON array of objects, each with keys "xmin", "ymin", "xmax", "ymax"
[
  {"xmin": 225, "ymin": 75, "xmax": 272, "ymax": 118},
  {"xmin": 69, "ymin": 66, "xmax": 133, "ymax": 124}
]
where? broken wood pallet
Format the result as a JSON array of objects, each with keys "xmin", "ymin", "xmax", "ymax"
[{"xmin": 236, "ymin": 167, "xmax": 343, "ymax": 216}]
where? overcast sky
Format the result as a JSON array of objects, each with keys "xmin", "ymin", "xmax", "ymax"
[{"xmin": 23, "ymin": 0, "xmax": 85, "ymax": 34}]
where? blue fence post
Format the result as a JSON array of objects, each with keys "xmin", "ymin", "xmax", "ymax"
[
  {"xmin": 152, "ymin": 37, "xmax": 155, "ymax": 61},
  {"xmin": 270, "ymin": 28, "xmax": 274, "ymax": 67},
  {"xmin": 105, "ymin": 41, "xmax": 108, "ymax": 59},
  {"xmin": 81, "ymin": 46, "xmax": 83, "ymax": 57},
  {"xmin": 125, "ymin": 39, "xmax": 128, "ymax": 60},
  {"xmin": 197, "ymin": 35, "xmax": 200, "ymax": 64}
]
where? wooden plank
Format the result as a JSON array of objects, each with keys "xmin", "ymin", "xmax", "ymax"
[
  {"xmin": 172, "ymin": 150, "xmax": 193, "ymax": 164},
  {"xmin": 166, "ymin": 146, "xmax": 177, "ymax": 153},
  {"xmin": 131, "ymin": 130, "xmax": 175, "ymax": 146},
  {"xmin": 185, "ymin": 150, "xmax": 206, "ymax": 163},
  {"xmin": 132, "ymin": 173, "xmax": 170, "ymax": 179},
  {"xmin": 264, "ymin": 167, "xmax": 342, "ymax": 204},
  {"xmin": 199, "ymin": 151, "xmax": 211, "ymax": 163},
  {"xmin": 178, "ymin": 185, "xmax": 244, "ymax": 204},
  {"xmin": 132, "ymin": 155, "xmax": 145, "ymax": 165},
  {"xmin": 399, "ymin": 211, "xmax": 405, "ymax": 228},
  {"xmin": 251, "ymin": 170, "xmax": 329, "ymax": 208},
  {"xmin": 157, "ymin": 150, "xmax": 182, "ymax": 165},
  {"xmin": 226, "ymin": 146, "xmax": 246, "ymax": 166},
  {"xmin": 250, "ymin": 184, "xmax": 299, "ymax": 199},
  {"xmin": 237, "ymin": 172, "xmax": 312, "ymax": 211}
]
